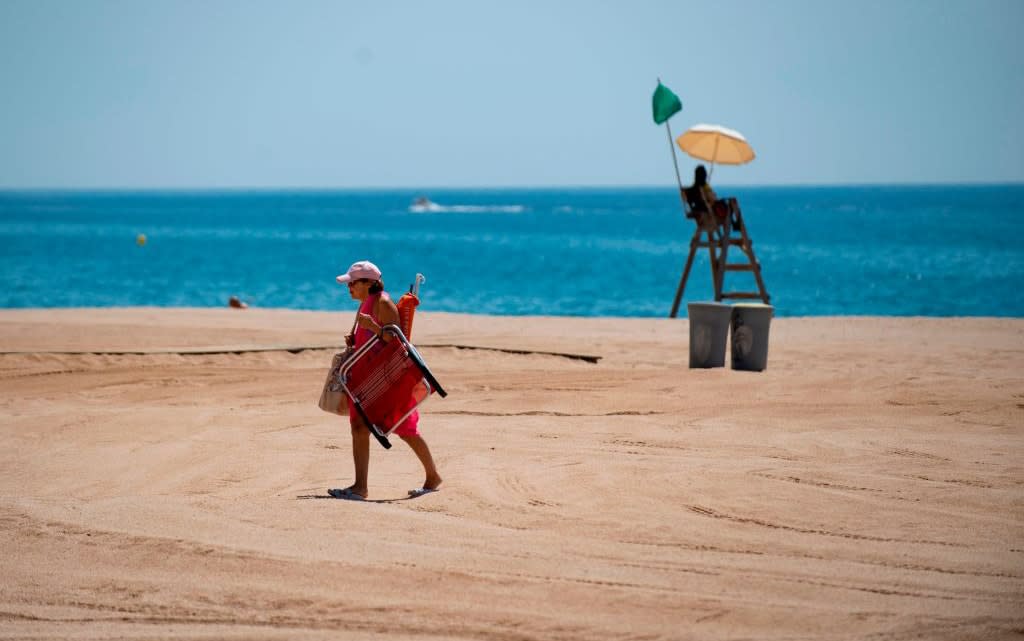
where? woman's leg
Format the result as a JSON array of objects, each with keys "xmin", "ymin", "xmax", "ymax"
[
  {"xmin": 399, "ymin": 435, "xmax": 442, "ymax": 490},
  {"xmin": 348, "ymin": 417, "xmax": 371, "ymax": 498}
]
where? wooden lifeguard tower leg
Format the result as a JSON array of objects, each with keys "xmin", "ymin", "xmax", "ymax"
[
  {"xmin": 709, "ymin": 223, "xmax": 724, "ymax": 301},
  {"xmin": 713, "ymin": 218, "xmax": 729, "ymax": 300},
  {"xmin": 669, "ymin": 225, "xmax": 702, "ymax": 318},
  {"xmin": 669, "ymin": 218, "xmax": 724, "ymax": 318}
]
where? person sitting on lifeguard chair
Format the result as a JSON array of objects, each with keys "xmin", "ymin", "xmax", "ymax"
[
  {"xmin": 682, "ymin": 164, "xmax": 740, "ymax": 233},
  {"xmin": 682, "ymin": 165, "xmax": 720, "ymax": 230}
]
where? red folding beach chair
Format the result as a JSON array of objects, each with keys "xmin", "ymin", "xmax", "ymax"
[{"xmin": 337, "ymin": 324, "xmax": 446, "ymax": 449}]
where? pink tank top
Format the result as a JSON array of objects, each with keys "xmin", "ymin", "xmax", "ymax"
[{"xmin": 353, "ymin": 292, "xmax": 391, "ymax": 348}]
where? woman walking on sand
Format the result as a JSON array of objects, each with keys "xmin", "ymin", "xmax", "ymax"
[{"xmin": 328, "ymin": 260, "xmax": 443, "ymax": 501}]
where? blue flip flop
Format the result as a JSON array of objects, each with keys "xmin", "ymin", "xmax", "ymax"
[{"xmin": 328, "ymin": 488, "xmax": 365, "ymax": 501}]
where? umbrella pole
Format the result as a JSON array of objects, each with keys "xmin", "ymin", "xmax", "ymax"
[{"xmin": 709, "ymin": 136, "xmax": 720, "ymax": 180}]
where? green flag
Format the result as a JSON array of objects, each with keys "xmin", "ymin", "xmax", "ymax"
[{"xmin": 651, "ymin": 82, "xmax": 682, "ymax": 125}]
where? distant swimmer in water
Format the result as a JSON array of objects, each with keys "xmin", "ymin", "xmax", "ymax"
[{"xmin": 410, "ymin": 196, "xmax": 441, "ymax": 213}]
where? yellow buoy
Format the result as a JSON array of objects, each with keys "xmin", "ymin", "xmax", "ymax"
[{"xmin": 136, "ymin": 233, "xmax": 147, "ymax": 246}]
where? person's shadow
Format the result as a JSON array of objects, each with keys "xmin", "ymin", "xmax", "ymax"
[{"xmin": 296, "ymin": 492, "xmax": 418, "ymax": 504}]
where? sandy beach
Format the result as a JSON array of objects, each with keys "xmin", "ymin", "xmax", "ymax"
[{"xmin": 1, "ymin": 308, "xmax": 1021, "ymax": 640}]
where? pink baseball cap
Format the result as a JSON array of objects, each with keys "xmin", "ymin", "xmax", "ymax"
[{"xmin": 336, "ymin": 260, "xmax": 382, "ymax": 284}]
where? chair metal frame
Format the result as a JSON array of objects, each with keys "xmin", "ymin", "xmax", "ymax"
[{"xmin": 337, "ymin": 324, "xmax": 447, "ymax": 449}]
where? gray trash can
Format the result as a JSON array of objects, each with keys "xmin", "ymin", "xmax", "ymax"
[
  {"xmin": 730, "ymin": 303, "xmax": 774, "ymax": 371},
  {"xmin": 687, "ymin": 302, "xmax": 732, "ymax": 368}
]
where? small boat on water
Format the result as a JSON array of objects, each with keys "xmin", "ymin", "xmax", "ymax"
[{"xmin": 409, "ymin": 196, "xmax": 442, "ymax": 213}]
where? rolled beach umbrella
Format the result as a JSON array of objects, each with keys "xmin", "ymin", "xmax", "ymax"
[{"xmin": 676, "ymin": 123, "xmax": 755, "ymax": 176}]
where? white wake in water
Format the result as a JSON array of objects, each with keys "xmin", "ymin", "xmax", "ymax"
[{"xmin": 409, "ymin": 200, "xmax": 524, "ymax": 214}]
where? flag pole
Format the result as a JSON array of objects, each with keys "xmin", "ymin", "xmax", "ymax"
[
  {"xmin": 666, "ymin": 119, "xmax": 685, "ymax": 193},
  {"xmin": 667, "ymin": 121, "xmax": 690, "ymax": 319},
  {"xmin": 655, "ymin": 78, "xmax": 693, "ymax": 319},
  {"xmin": 658, "ymin": 77, "xmax": 687, "ymax": 209},
  {"xmin": 666, "ymin": 120, "xmax": 691, "ymax": 223}
]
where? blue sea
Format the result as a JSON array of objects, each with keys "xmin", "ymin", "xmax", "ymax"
[{"xmin": 1, "ymin": 186, "xmax": 1021, "ymax": 317}]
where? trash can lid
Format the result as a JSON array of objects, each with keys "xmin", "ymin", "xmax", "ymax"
[
  {"xmin": 731, "ymin": 303, "xmax": 774, "ymax": 318},
  {"xmin": 687, "ymin": 301, "xmax": 732, "ymax": 308}
]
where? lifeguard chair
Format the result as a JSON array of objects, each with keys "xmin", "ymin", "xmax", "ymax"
[{"xmin": 669, "ymin": 189, "xmax": 769, "ymax": 318}]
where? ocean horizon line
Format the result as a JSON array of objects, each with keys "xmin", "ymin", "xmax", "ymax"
[{"xmin": 1, "ymin": 181, "xmax": 1023, "ymax": 195}]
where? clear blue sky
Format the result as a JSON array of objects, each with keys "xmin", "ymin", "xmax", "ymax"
[{"xmin": 1, "ymin": 0, "xmax": 1021, "ymax": 188}]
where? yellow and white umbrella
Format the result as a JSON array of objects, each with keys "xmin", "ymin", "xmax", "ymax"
[{"xmin": 676, "ymin": 123, "xmax": 755, "ymax": 175}]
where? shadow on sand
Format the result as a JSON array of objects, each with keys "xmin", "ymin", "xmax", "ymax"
[{"xmin": 296, "ymin": 493, "xmax": 420, "ymax": 504}]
